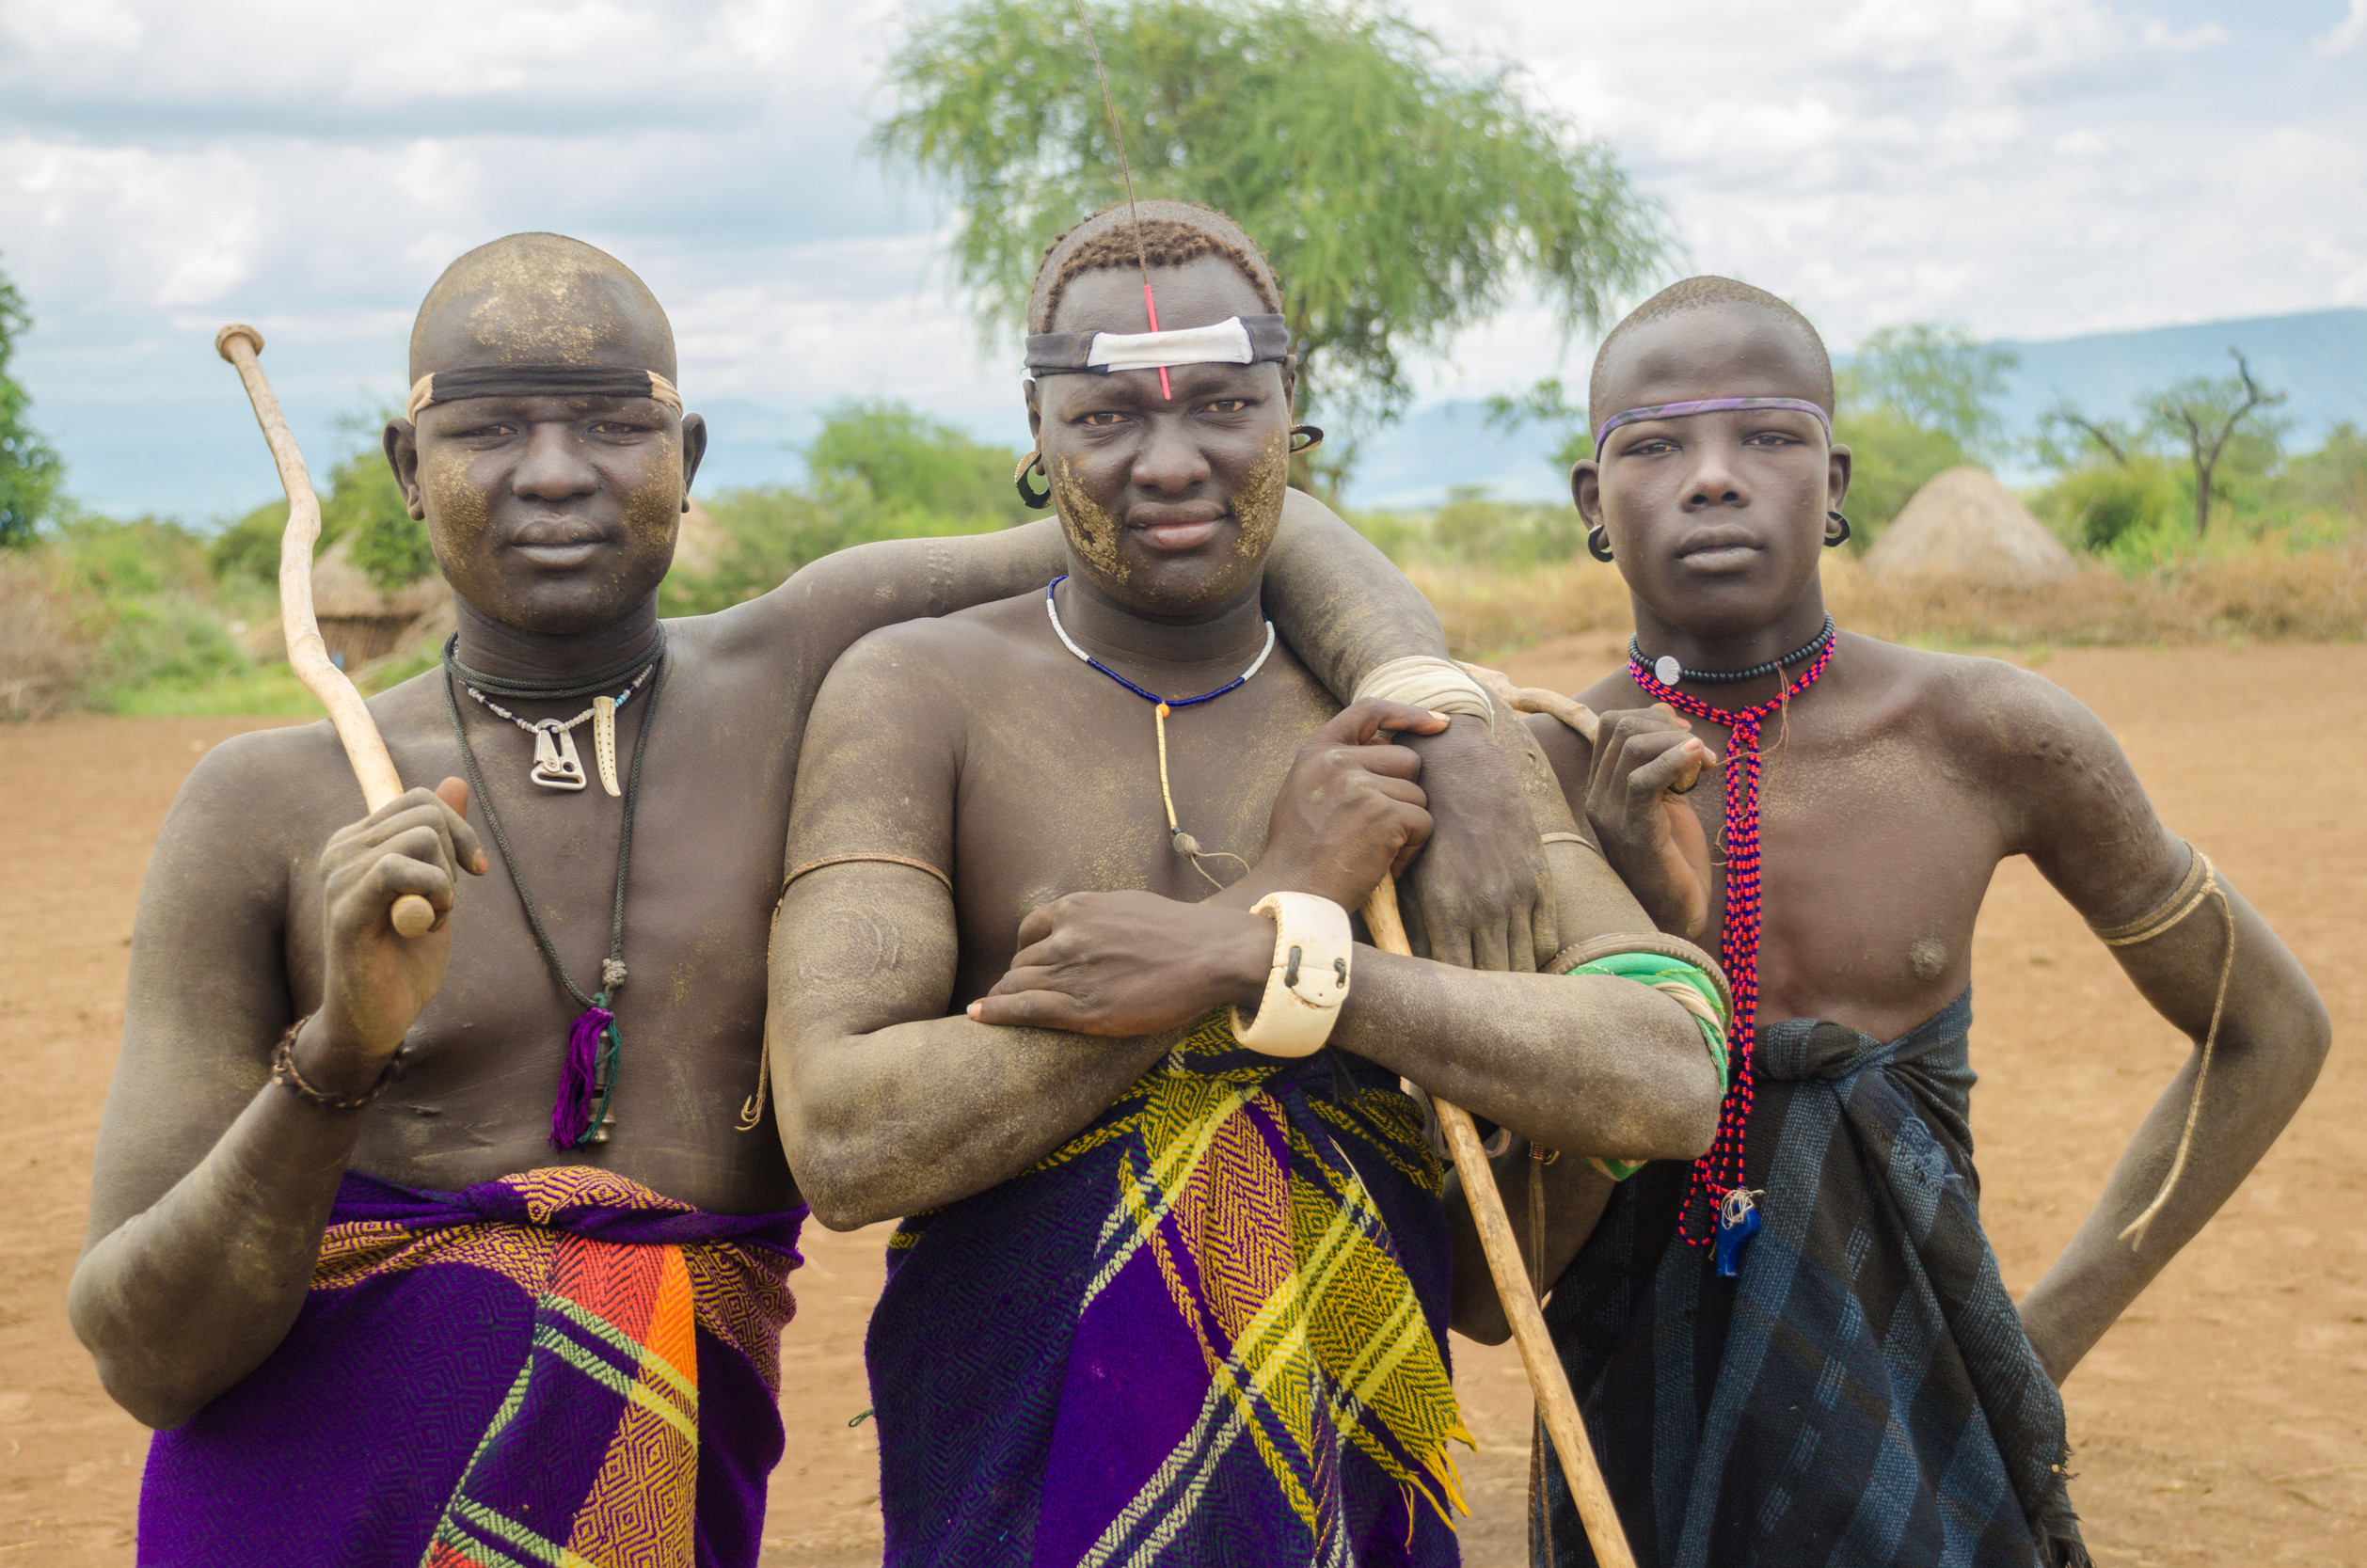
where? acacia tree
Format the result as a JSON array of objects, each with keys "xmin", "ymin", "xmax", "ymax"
[
  {"xmin": 871, "ymin": 0, "xmax": 1669, "ymax": 466},
  {"xmin": 1838, "ymin": 324, "xmax": 2016, "ymax": 456},
  {"xmin": 0, "ymin": 256, "xmax": 63, "ymax": 547},
  {"xmin": 2148, "ymin": 349, "xmax": 2285, "ymax": 537}
]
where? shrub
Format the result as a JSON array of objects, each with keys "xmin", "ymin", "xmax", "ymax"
[
  {"xmin": 1835, "ymin": 409, "xmax": 1965, "ymax": 546},
  {"xmin": 2032, "ymin": 459, "xmax": 2180, "ymax": 551},
  {"xmin": 0, "ymin": 550, "xmax": 93, "ymax": 718}
]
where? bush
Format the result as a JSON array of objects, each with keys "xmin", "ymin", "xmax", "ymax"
[
  {"xmin": 1428, "ymin": 489, "xmax": 1583, "ymax": 569},
  {"xmin": 1835, "ymin": 409, "xmax": 1965, "ymax": 545},
  {"xmin": 326, "ymin": 450, "xmax": 436, "ymax": 588},
  {"xmin": 2031, "ymin": 459, "xmax": 2180, "ymax": 551},
  {"xmin": 36, "ymin": 512, "xmax": 264, "ymax": 710},
  {"xmin": 806, "ymin": 398, "xmax": 1029, "ymax": 527},
  {"xmin": 0, "ymin": 550, "xmax": 93, "ymax": 718},
  {"xmin": 207, "ymin": 499, "xmax": 290, "ymax": 583},
  {"xmin": 661, "ymin": 400, "xmax": 1025, "ymax": 614}
]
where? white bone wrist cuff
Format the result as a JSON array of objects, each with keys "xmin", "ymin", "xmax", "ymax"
[
  {"xmin": 1352, "ymin": 656, "xmax": 1494, "ymax": 730},
  {"xmin": 1229, "ymin": 892, "xmax": 1354, "ymax": 1058}
]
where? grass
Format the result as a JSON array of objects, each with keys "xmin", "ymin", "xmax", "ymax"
[{"xmin": 1407, "ymin": 542, "xmax": 2367, "ymax": 663}]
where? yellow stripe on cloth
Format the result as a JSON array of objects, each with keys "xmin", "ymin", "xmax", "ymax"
[{"xmin": 1088, "ymin": 1017, "xmax": 1472, "ymax": 1545}]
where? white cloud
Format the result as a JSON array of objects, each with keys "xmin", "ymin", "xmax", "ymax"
[
  {"xmin": 2141, "ymin": 19, "xmax": 2230, "ymax": 51},
  {"xmin": 1, "ymin": 0, "xmax": 2360, "ymax": 515},
  {"xmin": 2316, "ymin": 0, "xmax": 2367, "ymax": 53}
]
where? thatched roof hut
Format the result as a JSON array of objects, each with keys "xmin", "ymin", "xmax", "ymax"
[
  {"xmin": 310, "ymin": 539, "xmax": 452, "ymax": 670},
  {"xmin": 1860, "ymin": 467, "xmax": 2078, "ymax": 586}
]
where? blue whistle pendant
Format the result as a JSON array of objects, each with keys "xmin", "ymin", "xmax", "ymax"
[{"xmin": 1714, "ymin": 1187, "xmax": 1764, "ymax": 1278}]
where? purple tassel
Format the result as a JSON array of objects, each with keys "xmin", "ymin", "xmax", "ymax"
[{"xmin": 551, "ymin": 1005, "xmax": 612, "ymax": 1148}]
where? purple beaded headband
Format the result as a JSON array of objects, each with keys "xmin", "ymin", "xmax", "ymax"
[{"xmin": 1594, "ymin": 397, "xmax": 1832, "ymax": 454}]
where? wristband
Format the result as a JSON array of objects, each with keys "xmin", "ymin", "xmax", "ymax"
[
  {"xmin": 1351, "ymin": 656, "xmax": 1494, "ymax": 731},
  {"xmin": 1229, "ymin": 893, "xmax": 1354, "ymax": 1057}
]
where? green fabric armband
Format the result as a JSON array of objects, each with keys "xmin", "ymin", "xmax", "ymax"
[{"xmin": 1565, "ymin": 950, "xmax": 1735, "ymax": 1184}]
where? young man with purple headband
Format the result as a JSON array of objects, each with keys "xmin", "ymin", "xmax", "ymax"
[{"xmin": 1465, "ymin": 276, "xmax": 2328, "ymax": 1566}]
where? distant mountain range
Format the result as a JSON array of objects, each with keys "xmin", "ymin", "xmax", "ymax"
[
  {"xmin": 1343, "ymin": 307, "xmax": 2367, "ymax": 511},
  {"xmin": 42, "ymin": 306, "xmax": 2365, "ymax": 524}
]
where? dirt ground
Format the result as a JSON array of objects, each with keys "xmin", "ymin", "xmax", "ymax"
[{"xmin": 0, "ymin": 641, "xmax": 2358, "ymax": 1565}]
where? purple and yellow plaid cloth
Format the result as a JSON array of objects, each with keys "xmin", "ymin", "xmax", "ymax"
[
  {"xmin": 139, "ymin": 1165, "xmax": 806, "ymax": 1567},
  {"xmin": 869, "ymin": 1014, "xmax": 1471, "ymax": 1567}
]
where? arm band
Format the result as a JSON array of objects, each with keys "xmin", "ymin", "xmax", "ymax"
[{"xmin": 1560, "ymin": 942, "xmax": 1735, "ymax": 1182}]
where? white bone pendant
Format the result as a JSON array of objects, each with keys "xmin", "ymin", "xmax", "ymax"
[
  {"xmin": 593, "ymin": 696, "xmax": 621, "ymax": 796},
  {"xmin": 530, "ymin": 721, "xmax": 588, "ymax": 790}
]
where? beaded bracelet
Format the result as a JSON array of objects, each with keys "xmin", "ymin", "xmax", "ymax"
[{"xmin": 270, "ymin": 1015, "xmax": 408, "ymax": 1113}]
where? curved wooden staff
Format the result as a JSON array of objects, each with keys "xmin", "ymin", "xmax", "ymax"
[
  {"xmin": 1362, "ymin": 877, "xmax": 1637, "ymax": 1568},
  {"xmin": 215, "ymin": 324, "xmax": 437, "ymax": 939}
]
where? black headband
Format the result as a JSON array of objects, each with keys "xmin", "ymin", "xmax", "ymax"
[
  {"xmin": 1024, "ymin": 313, "xmax": 1293, "ymax": 376},
  {"xmin": 405, "ymin": 364, "xmax": 682, "ymax": 422}
]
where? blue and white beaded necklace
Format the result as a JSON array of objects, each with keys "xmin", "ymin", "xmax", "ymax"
[{"xmin": 1045, "ymin": 574, "xmax": 1275, "ymax": 881}]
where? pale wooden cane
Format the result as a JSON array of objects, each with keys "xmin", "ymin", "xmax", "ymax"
[
  {"xmin": 215, "ymin": 324, "xmax": 437, "ymax": 938},
  {"xmin": 1361, "ymin": 876, "xmax": 1636, "ymax": 1568}
]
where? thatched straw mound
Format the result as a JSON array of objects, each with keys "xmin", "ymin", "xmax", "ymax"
[
  {"xmin": 1860, "ymin": 467, "xmax": 2078, "ymax": 586},
  {"xmin": 310, "ymin": 539, "xmax": 453, "ymax": 669}
]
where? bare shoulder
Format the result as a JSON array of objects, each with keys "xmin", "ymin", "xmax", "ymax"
[
  {"xmin": 688, "ymin": 520, "xmax": 1067, "ymax": 673},
  {"xmin": 1866, "ymin": 638, "xmax": 2117, "ymax": 776},
  {"xmin": 169, "ymin": 720, "xmax": 360, "ymax": 839}
]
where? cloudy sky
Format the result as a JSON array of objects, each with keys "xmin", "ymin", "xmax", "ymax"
[{"xmin": 1, "ymin": 0, "xmax": 2360, "ymax": 518}]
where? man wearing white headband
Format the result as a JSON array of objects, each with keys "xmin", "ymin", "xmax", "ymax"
[
  {"xmin": 1480, "ymin": 275, "xmax": 2327, "ymax": 1566},
  {"xmin": 770, "ymin": 199, "xmax": 1731, "ymax": 1565}
]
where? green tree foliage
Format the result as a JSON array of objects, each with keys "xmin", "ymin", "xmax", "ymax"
[
  {"xmin": 0, "ymin": 257, "xmax": 64, "ymax": 546},
  {"xmin": 1824, "ymin": 324, "xmax": 2015, "ymax": 544},
  {"xmin": 325, "ymin": 447, "xmax": 437, "ymax": 587},
  {"xmin": 206, "ymin": 417, "xmax": 436, "ymax": 590},
  {"xmin": 1837, "ymin": 324, "xmax": 2016, "ymax": 455},
  {"xmin": 1480, "ymin": 377, "xmax": 1592, "ymax": 474},
  {"xmin": 2142, "ymin": 350, "xmax": 2286, "ymax": 536},
  {"xmin": 2037, "ymin": 349, "xmax": 2299, "ymax": 553},
  {"xmin": 2032, "ymin": 457, "xmax": 2181, "ymax": 552},
  {"xmin": 805, "ymin": 397, "xmax": 1032, "ymax": 528},
  {"xmin": 661, "ymin": 399, "xmax": 1025, "ymax": 615},
  {"xmin": 206, "ymin": 499, "xmax": 291, "ymax": 583},
  {"xmin": 871, "ymin": 0, "xmax": 1668, "ymax": 441},
  {"xmin": 1833, "ymin": 410, "xmax": 1966, "ymax": 544}
]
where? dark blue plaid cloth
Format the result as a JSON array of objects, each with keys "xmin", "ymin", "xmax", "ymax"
[{"xmin": 1536, "ymin": 990, "xmax": 2089, "ymax": 1567}]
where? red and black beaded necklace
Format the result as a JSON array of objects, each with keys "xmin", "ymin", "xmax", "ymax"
[{"xmin": 1629, "ymin": 618, "xmax": 1836, "ymax": 1265}]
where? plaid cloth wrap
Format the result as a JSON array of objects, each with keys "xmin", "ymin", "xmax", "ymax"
[
  {"xmin": 1537, "ymin": 990, "xmax": 2091, "ymax": 1568},
  {"xmin": 868, "ymin": 1013, "xmax": 1472, "ymax": 1567},
  {"xmin": 140, "ymin": 1166, "xmax": 807, "ymax": 1568}
]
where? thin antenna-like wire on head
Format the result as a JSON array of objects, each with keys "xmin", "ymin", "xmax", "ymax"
[{"xmin": 1070, "ymin": 0, "xmax": 1170, "ymax": 400}]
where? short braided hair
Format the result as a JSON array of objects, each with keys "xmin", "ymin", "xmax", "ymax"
[
  {"xmin": 1587, "ymin": 276, "xmax": 1834, "ymax": 434},
  {"xmin": 1028, "ymin": 201, "xmax": 1282, "ymax": 334}
]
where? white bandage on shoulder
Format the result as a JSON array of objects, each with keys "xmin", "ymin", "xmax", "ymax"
[
  {"xmin": 1229, "ymin": 892, "xmax": 1355, "ymax": 1058},
  {"xmin": 1352, "ymin": 655, "xmax": 1494, "ymax": 730}
]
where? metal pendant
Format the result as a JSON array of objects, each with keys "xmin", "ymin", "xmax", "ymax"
[
  {"xmin": 593, "ymin": 696, "xmax": 622, "ymax": 796},
  {"xmin": 529, "ymin": 721, "xmax": 588, "ymax": 790}
]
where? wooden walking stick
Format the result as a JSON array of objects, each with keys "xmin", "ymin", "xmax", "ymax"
[
  {"xmin": 215, "ymin": 324, "xmax": 437, "ymax": 939},
  {"xmin": 1362, "ymin": 876, "xmax": 1637, "ymax": 1568}
]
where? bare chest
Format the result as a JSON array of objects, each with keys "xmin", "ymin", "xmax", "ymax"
[
  {"xmin": 282, "ymin": 671, "xmax": 809, "ymax": 1211},
  {"xmin": 946, "ymin": 672, "xmax": 1332, "ymax": 998},
  {"xmin": 1689, "ymin": 719, "xmax": 2010, "ymax": 1038}
]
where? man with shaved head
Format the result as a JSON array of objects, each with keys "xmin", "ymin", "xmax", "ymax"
[
  {"xmin": 1471, "ymin": 276, "xmax": 2328, "ymax": 1565},
  {"xmin": 68, "ymin": 230, "xmax": 1549, "ymax": 1565}
]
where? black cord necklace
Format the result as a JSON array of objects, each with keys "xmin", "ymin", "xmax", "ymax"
[
  {"xmin": 442, "ymin": 629, "xmax": 668, "ymax": 1149},
  {"xmin": 1631, "ymin": 614, "xmax": 1835, "ymax": 689}
]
